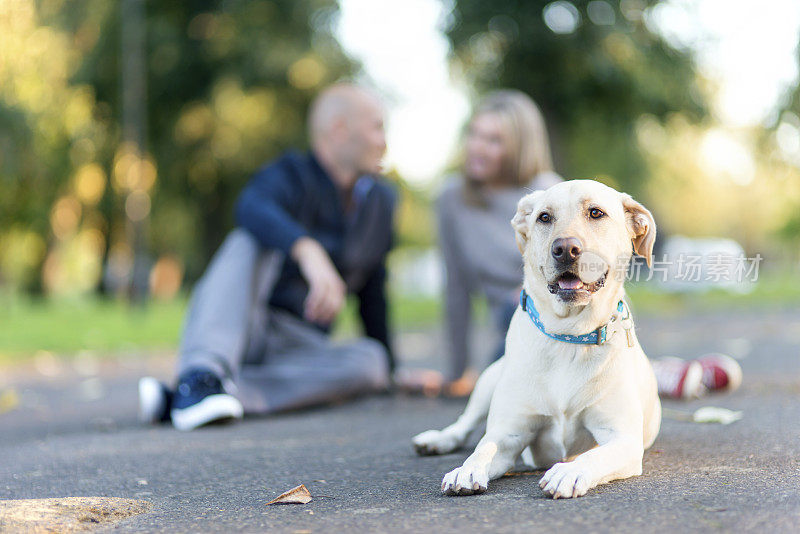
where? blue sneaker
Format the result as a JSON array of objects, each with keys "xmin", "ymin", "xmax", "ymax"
[{"xmin": 170, "ymin": 368, "xmax": 243, "ymax": 431}]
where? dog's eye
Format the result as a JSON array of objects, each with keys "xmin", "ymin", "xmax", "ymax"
[
  {"xmin": 537, "ymin": 212, "xmax": 551, "ymax": 223},
  {"xmin": 589, "ymin": 208, "xmax": 605, "ymax": 219}
]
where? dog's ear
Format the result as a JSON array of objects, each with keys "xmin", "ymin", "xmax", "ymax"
[
  {"xmin": 620, "ymin": 193, "xmax": 656, "ymax": 267},
  {"xmin": 511, "ymin": 191, "xmax": 543, "ymax": 254}
]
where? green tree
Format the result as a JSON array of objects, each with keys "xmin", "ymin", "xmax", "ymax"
[
  {"xmin": 446, "ymin": 0, "xmax": 707, "ymax": 195},
  {"xmin": 0, "ymin": 0, "xmax": 351, "ymax": 295}
]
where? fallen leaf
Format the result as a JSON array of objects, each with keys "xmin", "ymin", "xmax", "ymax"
[
  {"xmin": 692, "ymin": 406, "xmax": 742, "ymax": 425},
  {"xmin": 267, "ymin": 484, "xmax": 313, "ymax": 505}
]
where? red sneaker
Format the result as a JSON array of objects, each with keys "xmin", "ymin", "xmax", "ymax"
[
  {"xmin": 651, "ymin": 357, "xmax": 704, "ymax": 399},
  {"xmin": 696, "ymin": 353, "xmax": 742, "ymax": 392}
]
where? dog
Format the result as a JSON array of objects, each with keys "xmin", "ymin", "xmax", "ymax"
[{"xmin": 412, "ymin": 179, "xmax": 661, "ymax": 499}]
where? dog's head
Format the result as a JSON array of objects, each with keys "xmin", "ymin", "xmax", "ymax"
[{"xmin": 512, "ymin": 179, "xmax": 655, "ymax": 311}]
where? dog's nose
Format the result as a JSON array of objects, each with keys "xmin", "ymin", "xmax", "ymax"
[{"xmin": 551, "ymin": 237, "xmax": 582, "ymax": 263}]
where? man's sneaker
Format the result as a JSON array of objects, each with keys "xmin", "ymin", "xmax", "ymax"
[
  {"xmin": 651, "ymin": 357, "xmax": 705, "ymax": 399},
  {"xmin": 138, "ymin": 377, "xmax": 172, "ymax": 424},
  {"xmin": 171, "ymin": 368, "xmax": 243, "ymax": 431},
  {"xmin": 697, "ymin": 353, "xmax": 742, "ymax": 392}
]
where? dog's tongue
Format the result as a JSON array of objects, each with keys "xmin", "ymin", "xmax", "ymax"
[{"xmin": 558, "ymin": 276, "xmax": 584, "ymax": 290}]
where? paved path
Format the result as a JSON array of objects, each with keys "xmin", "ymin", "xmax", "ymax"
[{"xmin": 1, "ymin": 309, "xmax": 800, "ymax": 532}]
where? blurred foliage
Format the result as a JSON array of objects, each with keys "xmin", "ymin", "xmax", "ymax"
[
  {"xmin": 637, "ymin": 115, "xmax": 800, "ymax": 253},
  {"xmin": 387, "ymin": 170, "xmax": 436, "ymax": 249},
  {"xmin": 2, "ymin": 0, "xmax": 799, "ymax": 300},
  {"xmin": 774, "ymin": 81, "xmax": 800, "ymax": 246},
  {"xmin": 0, "ymin": 0, "xmax": 352, "ymax": 294},
  {"xmin": 446, "ymin": 0, "xmax": 800, "ymax": 254},
  {"xmin": 446, "ymin": 0, "xmax": 707, "ymax": 197}
]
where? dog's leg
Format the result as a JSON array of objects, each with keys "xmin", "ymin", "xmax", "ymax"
[
  {"xmin": 412, "ymin": 358, "xmax": 504, "ymax": 456},
  {"xmin": 441, "ymin": 412, "xmax": 536, "ymax": 496},
  {"xmin": 520, "ymin": 446, "xmax": 536, "ymax": 468},
  {"xmin": 527, "ymin": 423, "xmax": 567, "ymax": 469},
  {"xmin": 539, "ymin": 408, "xmax": 643, "ymax": 499}
]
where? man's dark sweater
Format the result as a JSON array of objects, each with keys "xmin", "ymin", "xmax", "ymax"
[{"xmin": 234, "ymin": 151, "xmax": 396, "ymax": 370}]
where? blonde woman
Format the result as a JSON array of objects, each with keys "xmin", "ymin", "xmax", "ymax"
[
  {"xmin": 398, "ymin": 90, "xmax": 559, "ymax": 396},
  {"xmin": 434, "ymin": 90, "xmax": 562, "ymax": 395}
]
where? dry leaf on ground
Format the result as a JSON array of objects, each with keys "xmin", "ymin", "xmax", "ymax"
[
  {"xmin": 267, "ymin": 484, "xmax": 313, "ymax": 505},
  {"xmin": 692, "ymin": 406, "xmax": 743, "ymax": 425}
]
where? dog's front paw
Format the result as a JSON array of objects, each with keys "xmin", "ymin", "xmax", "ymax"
[
  {"xmin": 412, "ymin": 429, "xmax": 463, "ymax": 456},
  {"xmin": 441, "ymin": 465, "xmax": 489, "ymax": 496},
  {"xmin": 539, "ymin": 462, "xmax": 593, "ymax": 499}
]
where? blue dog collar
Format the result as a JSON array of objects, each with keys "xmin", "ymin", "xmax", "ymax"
[{"xmin": 519, "ymin": 289, "xmax": 626, "ymax": 345}]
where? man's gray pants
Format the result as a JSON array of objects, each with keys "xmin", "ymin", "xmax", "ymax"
[{"xmin": 177, "ymin": 229, "xmax": 390, "ymax": 414}]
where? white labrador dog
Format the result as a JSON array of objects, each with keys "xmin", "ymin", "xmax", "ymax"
[{"xmin": 413, "ymin": 179, "xmax": 661, "ymax": 499}]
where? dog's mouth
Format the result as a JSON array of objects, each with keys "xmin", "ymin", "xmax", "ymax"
[{"xmin": 547, "ymin": 270, "xmax": 607, "ymax": 297}]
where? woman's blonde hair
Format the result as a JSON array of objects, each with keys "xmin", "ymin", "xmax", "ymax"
[{"xmin": 465, "ymin": 90, "xmax": 554, "ymax": 191}]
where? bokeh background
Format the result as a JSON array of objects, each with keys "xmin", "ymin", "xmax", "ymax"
[{"xmin": 1, "ymin": 0, "xmax": 799, "ymax": 361}]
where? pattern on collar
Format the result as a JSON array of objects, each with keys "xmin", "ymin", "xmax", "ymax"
[{"xmin": 519, "ymin": 289, "xmax": 627, "ymax": 345}]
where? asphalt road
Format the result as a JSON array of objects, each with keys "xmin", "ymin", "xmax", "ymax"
[{"xmin": 2, "ymin": 308, "xmax": 800, "ymax": 533}]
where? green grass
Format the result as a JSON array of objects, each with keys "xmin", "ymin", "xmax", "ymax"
[
  {"xmin": 0, "ymin": 270, "xmax": 797, "ymax": 361},
  {"xmin": 625, "ymin": 268, "xmax": 800, "ymax": 314},
  {"xmin": 0, "ymin": 291, "xmax": 453, "ymax": 362},
  {"xmin": 0, "ymin": 295, "xmax": 187, "ymax": 362},
  {"xmin": 333, "ymin": 294, "xmax": 444, "ymax": 337}
]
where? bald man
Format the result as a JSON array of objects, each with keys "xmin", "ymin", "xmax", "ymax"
[{"xmin": 138, "ymin": 84, "xmax": 396, "ymax": 431}]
